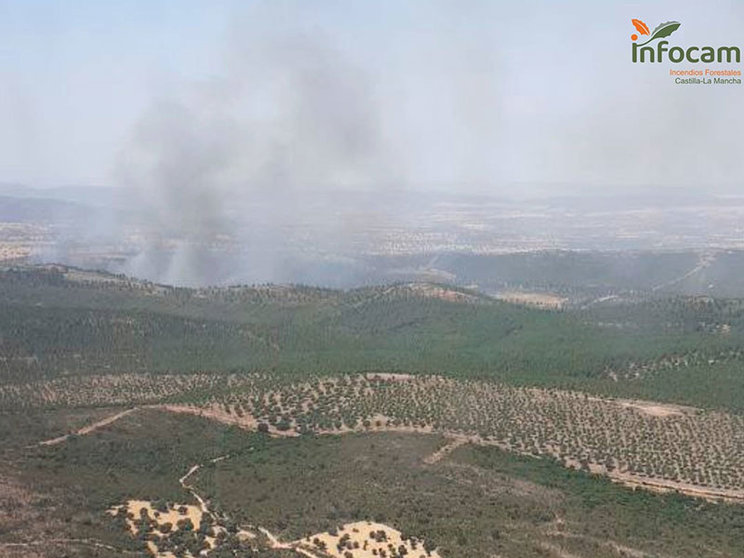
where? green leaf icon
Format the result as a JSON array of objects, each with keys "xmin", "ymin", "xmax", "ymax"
[{"xmin": 638, "ymin": 21, "xmax": 681, "ymax": 46}]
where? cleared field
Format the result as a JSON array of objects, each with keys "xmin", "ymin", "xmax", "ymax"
[
  {"xmin": 495, "ymin": 290, "xmax": 567, "ymax": 309},
  {"xmin": 0, "ymin": 243, "xmax": 31, "ymax": 261},
  {"xmin": 296, "ymin": 521, "xmax": 442, "ymax": 558},
  {"xmin": 108, "ymin": 498, "xmax": 440, "ymax": 558},
  {"xmin": 108, "ymin": 499, "xmax": 218, "ymax": 557}
]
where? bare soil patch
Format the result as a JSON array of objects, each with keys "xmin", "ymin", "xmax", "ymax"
[
  {"xmin": 295, "ymin": 521, "xmax": 442, "ymax": 558},
  {"xmin": 496, "ymin": 290, "xmax": 567, "ymax": 309}
]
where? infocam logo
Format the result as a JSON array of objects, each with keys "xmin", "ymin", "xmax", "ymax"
[{"xmin": 630, "ymin": 19, "xmax": 741, "ymax": 63}]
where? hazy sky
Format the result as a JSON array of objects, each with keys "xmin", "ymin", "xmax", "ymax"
[{"xmin": 1, "ymin": 0, "xmax": 743, "ymax": 194}]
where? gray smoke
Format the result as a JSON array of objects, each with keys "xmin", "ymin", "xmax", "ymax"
[{"xmin": 114, "ymin": 24, "xmax": 402, "ymax": 286}]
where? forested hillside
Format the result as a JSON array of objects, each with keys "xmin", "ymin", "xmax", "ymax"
[{"xmin": 1, "ymin": 265, "xmax": 743, "ymax": 410}]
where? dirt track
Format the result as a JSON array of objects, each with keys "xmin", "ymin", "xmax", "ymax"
[
  {"xmin": 33, "ymin": 398, "xmax": 744, "ymax": 504},
  {"xmin": 37, "ymin": 408, "xmax": 138, "ymax": 446}
]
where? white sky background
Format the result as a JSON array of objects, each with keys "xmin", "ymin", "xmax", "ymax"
[{"xmin": 1, "ymin": 0, "xmax": 743, "ymax": 196}]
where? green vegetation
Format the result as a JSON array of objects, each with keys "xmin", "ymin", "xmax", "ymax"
[
  {"xmin": 2, "ymin": 266, "xmax": 744, "ymax": 412},
  {"xmin": 3, "ymin": 265, "xmax": 744, "ymax": 557},
  {"xmin": 9, "ymin": 408, "xmax": 743, "ymax": 557},
  {"xmin": 6, "ymin": 374, "xmax": 744, "ymax": 494},
  {"xmin": 2, "ymin": 410, "xmax": 257, "ymax": 556}
]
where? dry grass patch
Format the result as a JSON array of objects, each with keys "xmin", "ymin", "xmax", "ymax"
[
  {"xmin": 296, "ymin": 521, "xmax": 442, "ymax": 558},
  {"xmin": 108, "ymin": 499, "xmax": 221, "ymax": 557}
]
